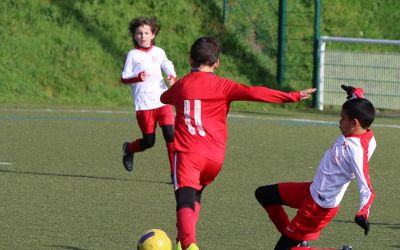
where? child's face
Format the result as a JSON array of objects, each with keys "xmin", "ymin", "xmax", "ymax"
[
  {"xmin": 339, "ymin": 110, "xmax": 355, "ymax": 136},
  {"xmin": 134, "ymin": 24, "xmax": 155, "ymax": 48}
]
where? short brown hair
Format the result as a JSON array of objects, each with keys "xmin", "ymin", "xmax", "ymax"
[{"xmin": 190, "ymin": 37, "xmax": 220, "ymax": 68}]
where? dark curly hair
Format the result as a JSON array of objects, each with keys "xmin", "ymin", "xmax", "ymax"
[{"xmin": 128, "ymin": 16, "xmax": 160, "ymax": 47}]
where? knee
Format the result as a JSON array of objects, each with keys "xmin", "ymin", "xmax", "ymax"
[
  {"xmin": 164, "ymin": 133, "xmax": 174, "ymax": 143},
  {"xmin": 162, "ymin": 125, "xmax": 174, "ymax": 143},
  {"xmin": 175, "ymin": 187, "xmax": 196, "ymax": 211},
  {"xmin": 141, "ymin": 136, "xmax": 155, "ymax": 149},
  {"xmin": 255, "ymin": 184, "xmax": 282, "ymax": 206},
  {"xmin": 143, "ymin": 140, "xmax": 155, "ymax": 149},
  {"xmin": 255, "ymin": 186, "xmax": 265, "ymax": 204}
]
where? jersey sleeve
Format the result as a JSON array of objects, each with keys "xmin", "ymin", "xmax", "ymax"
[
  {"xmin": 160, "ymin": 49, "xmax": 176, "ymax": 78},
  {"xmin": 160, "ymin": 83, "xmax": 176, "ymax": 104},
  {"xmin": 121, "ymin": 52, "xmax": 143, "ymax": 84},
  {"xmin": 223, "ymin": 80, "xmax": 301, "ymax": 103},
  {"xmin": 348, "ymin": 138, "xmax": 375, "ymax": 219}
]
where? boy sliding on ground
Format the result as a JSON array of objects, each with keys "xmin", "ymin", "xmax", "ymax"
[
  {"xmin": 255, "ymin": 86, "xmax": 376, "ymax": 250},
  {"xmin": 160, "ymin": 36, "xmax": 316, "ymax": 250}
]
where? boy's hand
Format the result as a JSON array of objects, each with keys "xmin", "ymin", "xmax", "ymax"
[
  {"xmin": 341, "ymin": 85, "xmax": 364, "ymax": 99},
  {"xmin": 167, "ymin": 75, "xmax": 176, "ymax": 86},
  {"xmin": 138, "ymin": 71, "xmax": 149, "ymax": 81},
  {"xmin": 354, "ymin": 215, "xmax": 370, "ymax": 235},
  {"xmin": 299, "ymin": 88, "xmax": 316, "ymax": 100}
]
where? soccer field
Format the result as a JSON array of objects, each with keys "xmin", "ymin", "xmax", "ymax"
[{"xmin": 1, "ymin": 107, "xmax": 399, "ymax": 250}]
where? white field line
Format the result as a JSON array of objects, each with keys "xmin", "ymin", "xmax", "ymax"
[
  {"xmin": 229, "ymin": 114, "xmax": 337, "ymax": 125},
  {"xmin": 0, "ymin": 107, "xmax": 132, "ymax": 114},
  {"xmin": 228, "ymin": 114, "xmax": 400, "ymax": 129},
  {"xmin": 2, "ymin": 107, "xmax": 400, "ymax": 129},
  {"xmin": 0, "ymin": 162, "xmax": 13, "ymax": 166}
]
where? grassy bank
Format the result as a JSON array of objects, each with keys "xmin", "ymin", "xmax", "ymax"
[{"xmin": 1, "ymin": 0, "xmax": 399, "ymax": 112}]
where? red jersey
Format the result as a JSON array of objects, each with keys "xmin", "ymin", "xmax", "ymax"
[{"xmin": 160, "ymin": 71, "xmax": 301, "ymax": 163}]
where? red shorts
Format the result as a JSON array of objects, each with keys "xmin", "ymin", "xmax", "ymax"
[
  {"xmin": 173, "ymin": 151, "xmax": 222, "ymax": 191},
  {"xmin": 136, "ymin": 105, "xmax": 174, "ymax": 133},
  {"xmin": 279, "ymin": 182, "xmax": 339, "ymax": 241}
]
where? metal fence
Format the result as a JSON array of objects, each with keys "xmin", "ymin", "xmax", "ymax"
[
  {"xmin": 222, "ymin": 0, "xmax": 316, "ymax": 88},
  {"xmin": 317, "ymin": 36, "xmax": 400, "ymax": 110}
]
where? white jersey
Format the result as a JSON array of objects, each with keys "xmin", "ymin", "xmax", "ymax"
[
  {"xmin": 121, "ymin": 46, "xmax": 176, "ymax": 111},
  {"xmin": 310, "ymin": 130, "xmax": 376, "ymax": 217}
]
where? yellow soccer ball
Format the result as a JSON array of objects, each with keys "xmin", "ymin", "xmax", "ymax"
[{"xmin": 137, "ymin": 229, "xmax": 172, "ymax": 250}]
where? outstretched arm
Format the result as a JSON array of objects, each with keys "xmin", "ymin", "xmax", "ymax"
[
  {"xmin": 225, "ymin": 80, "xmax": 316, "ymax": 103},
  {"xmin": 300, "ymin": 88, "xmax": 317, "ymax": 100}
]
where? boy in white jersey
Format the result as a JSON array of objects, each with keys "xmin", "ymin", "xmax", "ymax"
[
  {"xmin": 121, "ymin": 16, "xmax": 176, "ymax": 178},
  {"xmin": 255, "ymin": 86, "xmax": 376, "ymax": 250}
]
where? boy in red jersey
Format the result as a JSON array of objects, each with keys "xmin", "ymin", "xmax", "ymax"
[
  {"xmin": 255, "ymin": 87, "xmax": 376, "ymax": 250},
  {"xmin": 121, "ymin": 17, "xmax": 176, "ymax": 179},
  {"xmin": 160, "ymin": 36, "xmax": 316, "ymax": 250}
]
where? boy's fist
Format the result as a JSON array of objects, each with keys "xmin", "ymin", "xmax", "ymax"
[
  {"xmin": 341, "ymin": 85, "xmax": 364, "ymax": 99},
  {"xmin": 138, "ymin": 71, "xmax": 147, "ymax": 81},
  {"xmin": 354, "ymin": 215, "xmax": 370, "ymax": 235},
  {"xmin": 167, "ymin": 75, "xmax": 176, "ymax": 86}
]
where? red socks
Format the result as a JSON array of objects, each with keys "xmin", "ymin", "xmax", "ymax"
[
  {"xmin": 177, "ymin": 202, "xmax": 201, "ymax": 249},
  {"xmin": 177, "ymin": 208, "xmax": 196, "ymax": 248},
  {"xmin": 127, "ymin": 139, "xmax": 144, "ymax": 153},
  {"xmin": 166, "ymin": 142, "xmax": 175, "ymax": 175},
  {"xmin": 263, "ymin": 205, "xmax": 290, "ymax": 234},
  {"xmin": 194, "ymin": 202, "xmax": 201, "ymax": 223}
]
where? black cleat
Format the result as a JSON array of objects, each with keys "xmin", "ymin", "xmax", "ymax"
[
  {"xmin": 297, "ymin": 241, "xmax": 310, "ymax": 248},
  {"xmin": 122, "ymin": 142, "xmax": 134, "ymax": 171}
]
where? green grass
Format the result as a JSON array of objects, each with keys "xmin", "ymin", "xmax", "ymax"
[
  {"xmin": 1, "ymin": 106, "xmax": 400, "ymax": 249},
  {"xmin": 2, "ymin": 0, "xmax": 400, "ymax": 111}
]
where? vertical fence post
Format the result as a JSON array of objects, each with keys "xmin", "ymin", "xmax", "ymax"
[
  {"xmin": 317, "ymin": 38, "xmax": 326, "ymax": 111},
  {"xmin": 312, "ymin": 0, "xmax": 321, "ymax": 107},
  {"xmin": 277, "ymin": 0, "xmax": 287, "ymax": 86}
]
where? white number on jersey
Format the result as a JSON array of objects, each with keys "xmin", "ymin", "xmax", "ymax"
[{"xmin": 184, "ymin": 100, "xmax": 205, "ymax": 136}]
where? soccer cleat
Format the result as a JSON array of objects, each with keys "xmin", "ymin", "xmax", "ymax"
[
  {"xmin": 298, "ymin": 241, "xmax": 310, "ymax": 247},
  {"xmin": 297, "ymin": 241, "xmax": 310, "ymax": 247},
  {"xmin": 175, "ymin": 242, "xmax": 182, "ymax": 250},
  {"xmin": 184, "ymin": 243, "xmax": 199, "ymax": 250},
  {"xmin": 341, "ymin": 85, "xmax": 364, "ymax": 99},
  {"xmin": 122, "ymin": 142, "xmax": 134, "ymax": 171}
]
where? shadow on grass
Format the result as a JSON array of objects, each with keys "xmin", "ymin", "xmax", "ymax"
[
  {"xmin": 0, "ymin": 169, "xmax": 171, "ymax": 185},
  {"xmin": 46, "ymin": 245, "xmax": 86, "ymax": 250},
  {"xmin": 334, "ymin": 219, "xmax": 400, "ymax": 230}
]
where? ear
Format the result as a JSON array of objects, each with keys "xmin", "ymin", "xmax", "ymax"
[
  {"xmin": 189, "ymin": 56, "xmax": 194, "ymax": 67},
  {"xmin": 352, "ymin": 118, "xmax": 360, "ymax": 129},
  {"xmin": 213, "ymin": 59, "xmax": 220, "ymax": 69}
]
